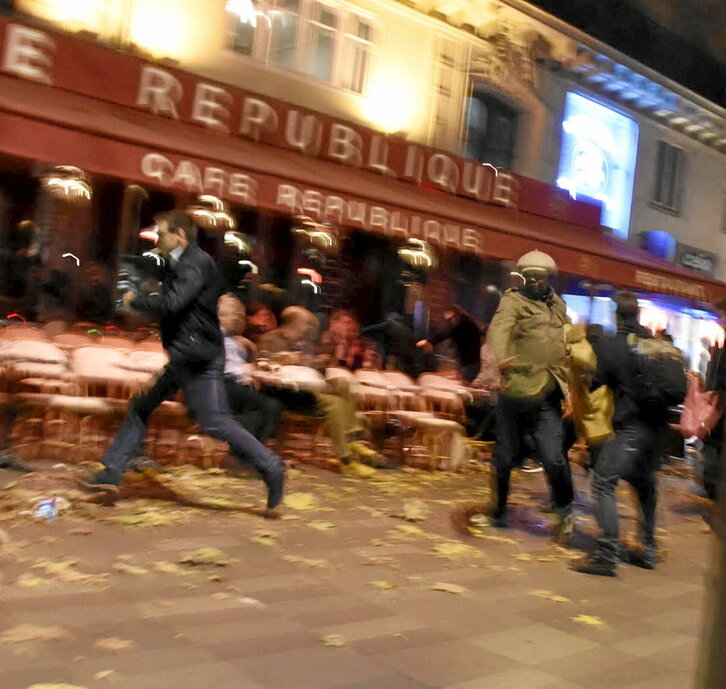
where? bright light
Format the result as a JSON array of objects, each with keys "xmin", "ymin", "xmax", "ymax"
[
  {"xmin": 301, "ymin": 279, "xmax": 320, "ymax": 294},
  {"xmin": 363, "ymin": 78, "xmax": 414, "ymax": 134},
  {"xmin": 297, "ymin": 268, "xmax": 323, "ymax": 284},
  {"xmin": 237, "ymin": 260, "xmax": 258, "ymax": 273},
  {"xmin": 556, "ymin": 92, "xmax": 638, "ymax": 239},
  {"xmin": 226, "ymin": 0, "xmax": 257, "ymax": 27},
  {"xmin": 128, "ymin": 1, "xmax": 195, "ymax": 60},
  {"xmin": 139, "ymin": 225, "xmax": 159, "ymax": 244},
  {"xmin": 142, "ymin": 251, "xmax": 165, "ymax": 266},
  {"xmin": 62, "ymin": 252, "xmax": 80, "ymax": 266}
]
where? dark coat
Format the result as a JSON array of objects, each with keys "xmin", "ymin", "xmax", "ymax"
[
  {"xmin": 593, "ymin": 319, "xmax": 656, "ymax": 428},
  {"xmin": 430, "ymin": 315, "xmax": 482, "ymax": 369},
  {"xmin": 132, "ymin": 243, "xmax": 223, "ymax": 366}
]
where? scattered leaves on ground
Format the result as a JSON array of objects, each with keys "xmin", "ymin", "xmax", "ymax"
[
  {"xmin": 112, "ymin": 562, "xmax": 150, "ymax": 576},
  {"xmin": 529, "ymin": 589, "xmax": 572, "ymax": 603},
  {"xmin": 283, "ymin": 492, "xmax": 320, "ymax": 511},
  {"xmin": 393, "ymin": 523, "xmax": 424, "ymax": 536},
  {"xmin": 26, "ymin": 685, "xmax": 90, "ymax": 689},
  {"xmin": 402, "ymin": 498, "xmax": 429, "ymax": 522},
  {"xmin": 94, "ymin": 637, "xmax": 134, "ymax": 651},
  {"xmin": 430, "ymin": 582, "xmax": 468, "ymax": 595},
  {"xmin": 432, "ymin": 541, "xmax": 481, "ymax": 559},
  {"xmin": 107, "ymin": 508, "xmax": 183, "ymax": 528},
  {"xmin": 306, "ymin": 521, "xmax": 336, "ymax": 531},
  {"xmin": 322, "ymin": 634, "xmax": 346, "ymax": 647},
  {"xmin": 250, "ymin": 535, "xmax": 279, "ymax": 547},
  {"xmin": 571, "ymin": 614, "xmax": 606, "ymax": 627},
  {"xmin": 92, "ymin": 670, "xmax": 114, "ymax": 681},
  {"xmin": 178, "ymin": 548, "xmax": 231, "ymax": 566},
  {"xmin": 369, "ymin": 580, "xmax": 396, "ymax": 590},
  {"xmin": 0, "ymin": 624, "xmax": 70, "ymax": 643},
  {"xmin": 282, "ymin": 554, "xmax": 329, "ymax": 568}
]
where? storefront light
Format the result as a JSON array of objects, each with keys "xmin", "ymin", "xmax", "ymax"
[
  {"xmin": 226, "ymin": 0, "xmax": 257, "ymax": 27},
  {"xmin": 397, "ymin": 239, "xmax": 437, "ymax": 270},
  {"xmin": 186, "ymin": 195, "xmax": 236, "ymax": 233},
  {"xmin": 293, "ymin": 217, "xmax": 338, "ymax": 254},
  {"xmin": 40, "ymin": 166, "xmax": 92, "ymax": 203},
  {"xmin": 363, "ymin": 78, "xmax": 414, "ymax": 134}
]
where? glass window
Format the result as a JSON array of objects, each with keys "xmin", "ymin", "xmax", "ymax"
[
  {"xmin": 269, "ymin": 0, "xmax": 300, "ymax": 69},
  {"xmin": 226, "ymin": 0, "xmax": 260, "ymax": 56},
  {"xmin": 463, "ymin": 91, "xmax": 517, "ymax": 170},
  {"xmin": 304, "ymin": 3, "xmax": 337, "ymax": 82},
  {"xmin": 343, "ymin": 18, "xmax": 372, "ymax": 93},
  {"xmin": 652, "ymin": 140, "xmax": 685, "ymax": 214}
]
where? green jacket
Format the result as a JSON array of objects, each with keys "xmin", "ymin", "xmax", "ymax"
[{"xmin": 487, "ymin": 288, "xmax": 568, "ymax": 399}]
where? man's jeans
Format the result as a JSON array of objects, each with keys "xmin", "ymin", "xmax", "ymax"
[
  {"xmin": 591, "ymin": 420, "xmax": 666, "ymax": 565},
  {"xmin": 493, "ymin": 391, "xmax": 574, "ymax": 517},
  {"xmin": 101, "ymin": 357, "xmax": 282, "ymax": 482}
]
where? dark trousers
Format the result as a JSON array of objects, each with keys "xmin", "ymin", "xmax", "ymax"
[
  {"xmin": 223, "ymin": 377, "xmax": 283, "ymax": 443},
  {"xmin": 465, "ymin": 398, "xmax": 497, "ymax": 440},
  {"xmin": 702, "ymin": 417, "xmax": 724, "ymax": 501},
  {"xmin": 492, "ymin": 391, "xmax": 574, "ymax": 517},
  {"xmin": 101, "ymin": 357, "xmax": 282, "ymax": 482},
  {"xmin": 591, "ymin": 420, "xmax": 665, "ymax": 565}
]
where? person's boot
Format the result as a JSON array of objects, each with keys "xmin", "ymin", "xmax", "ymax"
[
  {"xmin": 622, "ymin": 543, "xmax": 658, "ymax": 570},
  {"xmin": 77, "ymin": 468, "xmax": 122, "ymax": 505},
  {"xmin": 128, "ymin": 456, "xmax": 168, "ymax": 474},
  {"xmin": 571, "ymin": 553, "xmax": 617, "ymax": 577},
  {"xmin": 261, "ymin": 459, "xmax": 285, "ymax": 512}
]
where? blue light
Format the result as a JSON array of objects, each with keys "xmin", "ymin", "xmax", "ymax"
[{"xmin": 556, "ymin": 92, "xmax": 639, "ymax": 239}]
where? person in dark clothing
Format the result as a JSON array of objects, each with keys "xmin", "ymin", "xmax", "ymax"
[
  {"xmin": 573, "ymin": 291, "xmax": 669, "ymax": 576},
  {"xmin": 361, "ymin": 312, "xmax": 417, "ymax": 376},
  {"xmin": 78, "ymin": 211, "xmax": 285, "ymax": 513},
  {"xmin": 701, "ymin": 301, "xmax": 726, "ymax": 503},
  {"xmin": 416, "ymin": 305, "xmax": 481, "ymax": 383}
]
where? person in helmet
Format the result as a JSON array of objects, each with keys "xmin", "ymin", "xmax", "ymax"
[{"xmin": 485, "ymin": 250, "xmax": 575, "ymax": 543}]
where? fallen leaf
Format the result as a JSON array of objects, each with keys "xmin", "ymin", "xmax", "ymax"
[
  {"xmin": 322, "ymin": 634, "xmax": 346, "ymax": 647},
  {"xmin": 430, "ymin": 582, "xmax": 468, "ymax": 595},
  {"xmin": 178, "ymin": 548, "xmax": 231, "ymax": 566},
  {"xmin": 283, "ymin": 492, "xmax": 320, "ymax": 511},
  {"xmin": 402, "ymin": 498, "xmax": 429, "ymax": 522},
  {"xmin": 15, "ymin": 574, "xmax": 47, "ymax": 588},
  {"xmin": 282, "ymin": 554, "xmax": 329, "ymax": 568},
  {"xmin": 250, "ymin": 535, "xmax": 279, "ymax": 547},
  {"xmin": 529, "ymin": 589, "xmax": 573, "ymax": 603},
  {"xmin": 369, "ymin": 580, "xmax": 396, "ymax": 590},
  {"xmin": 93, "ymin": 670, "xmax": 114, "ymax": 680},
  {"xmin": 512, "ymin": 553, "xmax": 533, "ymax": 562},
  {"xmin": 26, "ymin": 685, "xmax": 90, "ymax": 689},
  {"xmin": 112, "ymin": 562, "xmax": 150, "ymax": 576},
  {"xmin": 152, "ymin": 561, "xmax": 191, "ymax": 575},
  {"xmin": 211, "ymin": 592, "xmax": 232, "ymax": 600},
  {"xmin": 393, "ymin": 523, "xmax": 424, "ymax": 536},
  {"xmin": 0, "ymin": 624, "xmax": 70, "ymax": 643},
  {"xmin": 432, "ymin": 542, "xmax": 481, "ymax": 558},
  {"xmin": 108, "ymin": 509, "xmax": 182, "ymax": 528},
  {"xmin": 571, "ymin": 614, "xmax": 606, "ymax": 627},
  {"xmin": 306, "ymin": 521, "xmax": 336, "ymax": 531},
  {"xmin": 369, "ymin": 539, "xmax": 390, "ymax": 547},
  {"xmin": 94, "ymin": 637, "xmax": 134, "ymax": 651}
]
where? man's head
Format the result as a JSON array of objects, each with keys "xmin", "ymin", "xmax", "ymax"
[
  {"xmin": 280, "ymin": 305, "xmax": 320, "ymax": 342},
  {"xmin": 516, "ymin": 250, "xmax": 557, "ymax": 300},
  {"xmin": 328, "ymin": 310, "xmax": 358, "ymax": 339},
  {"xmin": 218, "ymin": 294, "xmax": 246, "ymax": 335},
  {"xmin": 154, "ymin": 211, "xmax": 198, "ymax": 255},
  {"xmin": 613, "ymin": 291, "xmax": 639, "ymax": 324}
]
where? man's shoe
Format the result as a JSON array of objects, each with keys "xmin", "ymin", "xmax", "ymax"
[
  {"xmin": 553, "ymin": 511, "xmax": 575, "ymax": 545},
  {"xmin": 520, "ymin": 458, "xmax": 543, "ymax": 473},
  {"xmin": 128, "ymin": 456, "xmax": 167, "ymax": 474},
  {"xmin": 490, "ymin": 514, "xmax": 509, "ymax": 528},
  {"xmin": 340, "ymin": 460, "xmax": 377, "ymax": 478},
  {"xmin": 622, "ymin": 546, "xmax": 657, "ymax": 570},
  {"xmin": 571, "ymin": 554, "xmax": 617, "ymax": 577},
  {"xmin": 77, "ymin": 469, "xmax": 121, "ymax": 506},
  {"xmin": 263, "ymin": 462, "xmax": 285, "ymax": 510}
]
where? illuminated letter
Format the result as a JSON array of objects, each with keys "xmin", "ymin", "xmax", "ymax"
[
  {"xmin": 141, "ymin": 153, "xmax": 174, "ymax": 185},
  {"xmin": 239, "ymin": 98, "xmax": 279, "ymax": 141},
  {"xmin": 285, "ymin": 111, "xmax": 322, "ymax": 155},
  {"xmin": 461, "ymin": 162, "xmax": 491, "ymax": 200},
  {"xmin": 276, "ymin": 184, "xmax": 302, "ymax": 213},
  {"xmin": 137, "ymin": 66, "xmax": 182, "ymax": 118},
  {"xmin": 202, "ymin": 167, "xmax": 229, "ymax": 196},
  {"xmin": 170, "ymin": 161, "xmax": 203, "ymax": 192},
  {"xmin": 369, "ymin": 207, "xmax": 390, "ymax": 234},
  {"xmin": 491, "ymin": 172, "xmax": 520, "ymax": 208},
  {"xmin": 461, "ymin": 228, "xmax": 481, "ymax": 254},
  {"xmin": 2, "ymin": 25, "xmax": 54, "ymax": 84},
  {"xmin": 347, "ymin": 201, "xmax": 366, "ymax": 225},
  {"xmin": 229, "ymin": 174, "xmax": 258, "ymax": 206},
  {"xmin": 423, "ymin": 220, "xmax": 441, "ymax": 245},
  {"xmin": 302, "ymin": 190, "xmax": 323, "ymax": 216},
  {"xmin": 390, "ymin": 211, "xmax": 409, "ymax": 238},
  {"xmin": 323, "ymin": 196, "xmax": 345, "ymax": 223},
  {"xmin": 403, "ymin": 146, "xmax": 423, "ymax": 183},
  {"xmin": 191, "ymin": 83, "xmax": 232, "ymax": 132},
  {"xmin": 442, "ymin": 223, "xmax": 461, "ymax": 249},
  {"xmin": 426, "ymin": 154, "xmax": 459, "ymax": 193},
  {"xmin": 328, "ymin": 124, "xmax": 362, "ymax": 166},
  {"xmin": 368, "ymin": 136, "xmax": 395, "ymax": 176}
]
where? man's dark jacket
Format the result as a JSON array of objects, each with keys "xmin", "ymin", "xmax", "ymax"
[
  {"xmin": 593, "ymin": 319, "xmax": 664, "ymax": 428},
  {"xmin": 430, "ymin": 316, "xmax": 481, "ymax": 368},
  {"xmin": 132, "ymin": 243, "xmax": 223, "ymax": 366}
]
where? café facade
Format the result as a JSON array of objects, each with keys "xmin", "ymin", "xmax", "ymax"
[{"xmin": 0, "ymin": 16, "xmax": 724, "ymax": 363}]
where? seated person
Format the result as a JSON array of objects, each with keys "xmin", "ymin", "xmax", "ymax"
[
  {"xmin": 319, "ymin": 309, "xmax": 369, "ymax": 370},
  {"xmin": 258, "ymin": 306, "xmax": 387, "ymax": 475},
  {"xmin": 245, "ymin": 303, "xmax": 278, "ymax": 343},
  {"xmin": 218, "ymin": 295, "xmax": 284, "ymax": 444}
]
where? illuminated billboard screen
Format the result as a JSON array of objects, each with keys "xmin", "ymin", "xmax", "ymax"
[{"xmin": 556, "ymin": 92, "xmax": 639, "ymax": 239}]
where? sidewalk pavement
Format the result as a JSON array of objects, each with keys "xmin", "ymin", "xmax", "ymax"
[{"xmin": 0, "ymin": 460, "xmax": 710, "ymax": 689}]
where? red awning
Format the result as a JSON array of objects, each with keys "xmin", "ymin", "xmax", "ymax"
[{"xmin": 0, "ymin": 72, "xmax": 722, "ymax": 303}]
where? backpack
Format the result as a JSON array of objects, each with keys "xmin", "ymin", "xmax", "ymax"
[{"xmin": 627, "ymin": 335, "xmax": 687, "ymax": 413}]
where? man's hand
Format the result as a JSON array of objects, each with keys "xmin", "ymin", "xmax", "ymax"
[
  {"xmin": 122, "ymin": 291, "xmax": 136, "ymax": 309},
  {"xmin": 416, "ymin": 339, "xmax": 433, "ymax": 354}
]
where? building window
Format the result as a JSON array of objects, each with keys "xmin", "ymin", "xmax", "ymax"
[
  {"xmin": 652, "ymin": 141, "xmax": 684, "ymax": 214},
  {"xmin": 463, "ymin": 91, "xmax": 517, "ymax": 170},
  {"xmin": 227, "ymin": 0, "xmax": 373, "ymax": 93}
]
